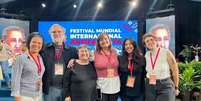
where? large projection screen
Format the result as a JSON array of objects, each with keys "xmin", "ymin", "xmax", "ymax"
[
  {"xmin": 146, "ymin": 15, "xmax": 175, "ymax": 54},
  {"xmin": 38, "ymin": 20, "xmax": 138, "ymax": 53}
]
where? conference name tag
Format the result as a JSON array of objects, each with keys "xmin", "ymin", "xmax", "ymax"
[
  {"xmin": 149, "ymin": 74, "xmax": 157, "ymax": 85},
  {"xmin": 126, "ymin": 76, "xmax": 135, "ymax": 88},
  {"xmin": 36, "ymin": 79, "xmax": 42, "ymax": 91},
  {"xmin": 107, "ymin": 68, "xmax": 115, "ymax": 77},
  {"xmin": 55, "ymin": 63, "xmax": 63, "ymax": 75}
]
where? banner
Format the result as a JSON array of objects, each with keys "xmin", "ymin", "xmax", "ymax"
[{"xmin": 39, "ymin": 21, "xmax": 138, "ymax": 53}]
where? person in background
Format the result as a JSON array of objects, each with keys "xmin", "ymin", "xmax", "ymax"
[
  {"xmin": 21, "ymin": 41, "xmax": 28, "ymax": 53},
  {"xmin": 11, "ymin": 32, "xmax": 45, "ymax": 101},
  {"xmin": 1, "ymin": 26, "xmax": 25, "ymax": 87},
  {"xmin": 143, "ymin": 34, "xmax": 179, "ymax": 101},
  {"xmin": 149, "ymin": 24, "xmax": 170, "ymax": 49},
  {"xmin": 94, "ymin": 33, "xmax": 120, "ymax": 101},
  {"xmin": 64, "ymin": 44, "xmax": 97, "ymax": 101},
  {"xmin": 118, "ymin": 38, "xmax": 146, "ymax": 101},
  {"xmin": 2, "ymin": 26, "xmax": 25, "ymax": 55},
  {"xmin": 0, "ymin": 39, "xmax": 13, "ymax": 87},
  {"xmin": 41, "ymin": 24, "xmax": 77, "ymax": 101}
]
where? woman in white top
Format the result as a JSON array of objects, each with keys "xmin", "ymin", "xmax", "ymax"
[{"xmin": 142, "ymin": 34, "xmax": 179, "ymax": 101}]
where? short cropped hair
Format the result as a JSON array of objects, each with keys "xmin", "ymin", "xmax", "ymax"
[
  {"xmin": 2, "ymin": 26, "xmax": 25, "ymax": 40},
  {"xmin": 48, "ymin": 24, "xmax": 66, "ymax": 34},
  {"xmin": 142, "ymin": 33, "xmax": 156, "ymax": 45},
  {"xmin": 77, "ymin": 44, "xmax": 89, "ymax": 51}
]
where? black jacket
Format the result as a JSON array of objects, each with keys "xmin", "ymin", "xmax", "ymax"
[
  {"xmin": 40, "ymin": 43, "xmax": 78, "ymax": 94},
  {"xmin": 118, "ymin": 53, "xmax": 146, "ymax": 96}
]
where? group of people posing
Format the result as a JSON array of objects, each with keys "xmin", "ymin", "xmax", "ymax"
[{"xmin": 11, "ymin": 24, "xmax": 179, "ymax": 101}]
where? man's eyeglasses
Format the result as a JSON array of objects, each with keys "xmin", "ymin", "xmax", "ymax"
[{"xmin": 51, "ymin": 30, "xmax": 63, "ymax": 34}]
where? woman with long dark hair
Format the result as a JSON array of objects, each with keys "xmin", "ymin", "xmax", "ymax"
[{"xmin": 118, "ymin": 38, "xmax": 146, "ymax": 101}]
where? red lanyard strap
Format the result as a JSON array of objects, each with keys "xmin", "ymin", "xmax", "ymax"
[
  {"xmin": 150, "ymin": 48, "xmax": 160, "ymax": 70},
  {"xmin": 29, "ymin": 52, "xmax": 42, "ymax": 76},
  {"xmin": 55, "ymin": 44, "xmax": 64, "ymax": 60},
  {"xmin": 128, "ymin": 59, "xmax": 134, "ymax": 76}
]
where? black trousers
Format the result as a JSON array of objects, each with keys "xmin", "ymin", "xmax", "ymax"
[
  {"xmin": 96, "ymin": 92, "xmax": 119, "ymax": 101},
  {"xmin": 145, "ymin": 78, "xmax": 175, "ymax": 101},
  {"xmin": 120, "ymin": 94, "xmax": 145, "ymax": 101}
]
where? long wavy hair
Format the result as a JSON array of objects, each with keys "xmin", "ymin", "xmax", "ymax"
[{"xmin": 95, "ymin": 33, "xmax": 112, "ymax": 53}]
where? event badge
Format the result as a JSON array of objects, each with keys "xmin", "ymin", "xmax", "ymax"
[
  {"xmin": 55, "ymin": 63, "xmax": 63, "ymax": 75},
  {"xmin": 126, "ymin": 76, "xmax": 135, "ymax": 87},
  {"xmin": 149, "ymin": 71, "xmax": 157, "ymax": 85},
  {"xmin": 107, "ymin": 68, "xmax": 115, "ymax": 77},
  {"xmin": 36, "ymin": 79, "xmax": 42, "ymax": 91}
]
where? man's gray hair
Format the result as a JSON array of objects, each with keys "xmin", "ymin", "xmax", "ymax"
[
  {"xmin": 48, "ymin": 24, "xmax": 66, "ymax": 34},
  {"xmin": 2, "ymin": 26, "xmax": 25, "ymax": 39}
]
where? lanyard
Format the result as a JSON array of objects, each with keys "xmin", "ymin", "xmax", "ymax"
[
  {"xmin": 29, "ymin": 51, "xmax": 42, "ymax": 76},
  {"xmin": 150, "ymin": 48, "xmax": 160, "ymax": 70},
  {"xmin": 55, "ymin": 44, "xmax": 64, "ymax": 60},
  {"xmin": 128, "ymin": 59, "xmax": 134, "ymax": 76},
  {"xmin": 102, "ymin": 50, "xmax": 112, "ymax": 66}
]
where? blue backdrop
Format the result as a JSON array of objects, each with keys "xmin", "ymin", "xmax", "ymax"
[{"xmin": 38, "ymin": 20, "xmax": 138, "ymax": 53}]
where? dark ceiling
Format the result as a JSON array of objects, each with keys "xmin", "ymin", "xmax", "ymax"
[{"xmin": 0, "ymin": 0, "xmax": 175, "ymax": 20}]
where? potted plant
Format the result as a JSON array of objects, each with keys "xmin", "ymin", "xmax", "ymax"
[{"xmin": 178, "ymin": 61, "xmax": 201, "ymax": 101}]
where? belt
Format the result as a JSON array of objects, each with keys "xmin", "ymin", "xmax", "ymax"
[{"xmin": 146, "ymin": 77, "xmax": 171, "ymax": 83}]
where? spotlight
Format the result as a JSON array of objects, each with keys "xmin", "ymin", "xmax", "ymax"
[
  {"xmin": 130, "ymin": 0, "xmax": 137, "ymax": 7},
  {"xmin": 97, "ymin": 2, "xmax": 103, "ymax": 9},
  {"xmin": 73, "ymin": 4, "xmax": 77, "ymax": 8},
  {"xmin": 41, "ymin": 3, "xmax": 46, "ymax": 8}
]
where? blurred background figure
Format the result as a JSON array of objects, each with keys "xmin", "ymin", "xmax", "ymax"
[
  {"xmin": 149, "ymin": 24, "xmax": 170, "ymax": 49},
  {"xmin": 0, "ymin": 39, "xmax": 13, "ymax": 88},
  {"xmin": 2, "ymin": 26, "xmax": 25, "ymax": 56}
]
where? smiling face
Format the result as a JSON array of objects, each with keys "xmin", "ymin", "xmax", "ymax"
[
  {"xmin": 124, "ymin": 40, "xmax": 134, "ymax": 54},
  {"xmin": 98, "ymin": 34, "xmax": 111, "ymax": 49},
  {"xmin": 78, "ymin": 47, "xmax": 90, "ymax": 61},
  {"xmin": 50, "ymin": 25, "xmax": 66, "ymax": 45},
  {"xmin": 152, "ymin": 28, "xmax": 170, "ymax": 49},
  {"xmin": 29, "ymin": 36, "xmax": 43, "ymax": 54},
  {"xmin": 144, "ymin": 36, "xmax": 157, "ymax": 50}
]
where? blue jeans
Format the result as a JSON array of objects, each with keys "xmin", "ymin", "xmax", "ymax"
[
  {"xmin": 0, "ymin": 60, "xmax": 11, "ymax": 86},
  {"xmin": 44, "ymin": 87, "xmax": 63, "ymax": 101}
]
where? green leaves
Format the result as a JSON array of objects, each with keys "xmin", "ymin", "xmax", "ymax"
[{"xmin": 178, "ymin": 61, "xmax": 201, "ymax": 94}]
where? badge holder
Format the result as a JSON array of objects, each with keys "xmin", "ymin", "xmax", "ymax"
[
  {"xmin": 149, "ymin": 71, "xmax": 157, "ymax": 85},
  {"xmin": 107, "ymin": 67, "xmax": 115, "ymax": 77},
  {"xmin": 55, "ymin": 63, "xmax": 64, "ymax": 76},
  {"xmin": 126, "ymin": 76, "xmax": 135, "ymax": 88}
]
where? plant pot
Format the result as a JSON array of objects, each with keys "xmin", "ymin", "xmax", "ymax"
[{"xmin": 182, "ymin": 90, "xmax": 191, "ymax": 101}]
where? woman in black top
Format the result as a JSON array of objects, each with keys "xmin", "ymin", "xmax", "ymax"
[
  {"xmin": 64, "ymin": 44, "xmax": 97, "ymax": 101},
  {"xmin": 118, "ymin": 38, "xmax": 146, "ymax": 101}
]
